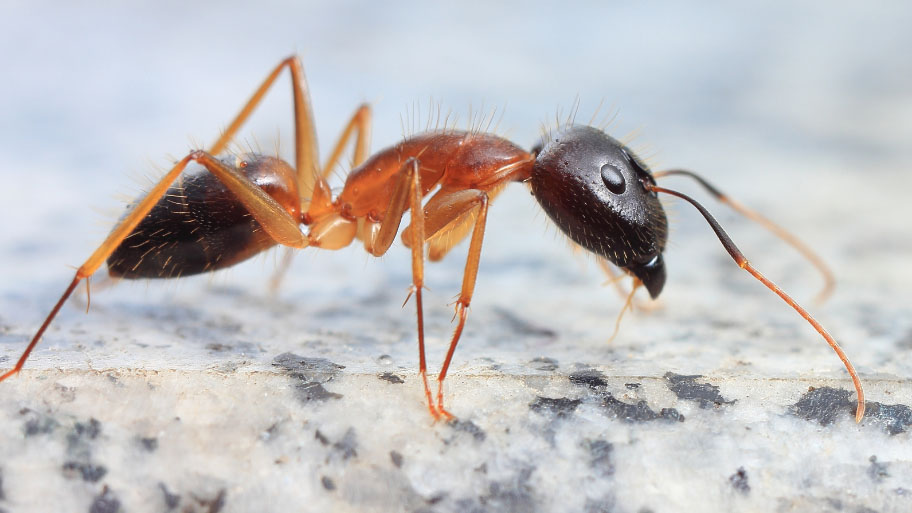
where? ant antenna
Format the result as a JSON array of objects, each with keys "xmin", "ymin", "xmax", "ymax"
[
  {"xmin": 653, "ymin": 169, "xmax": 835, "ymax": 304},
  {"xmin": 645, "ymin": 182, "xmax": 865, "ymax": 422}
]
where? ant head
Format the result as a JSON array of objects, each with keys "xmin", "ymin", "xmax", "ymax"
[{"xmin": 530, "ymin": 125, "xmax": 669, "ymax": 298}]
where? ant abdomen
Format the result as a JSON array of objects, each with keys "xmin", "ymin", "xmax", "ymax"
[
  {"xmin": 107, "ymin": 154, "xmax": 300, "ymax": 279},
  {"xmin": 530, "ymin": 126, "xmax": 668, "ymax": 297}
]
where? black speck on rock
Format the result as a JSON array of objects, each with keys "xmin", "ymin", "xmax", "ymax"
[
  {"xmin": 530, "ymin": 356, "xmax": 559, "ymax": 372},
  {"xmin": 664, "ymin": 373, "xmax": 735, "ymax": 409},
  {"xmin": 529, "ymin": 397, "xmax": 581, "ymax": 419},
  {"xmin": 22, "ymin": 411, "xmax": 58, "ymax": 437},
  {"xmin": 295, "ymin": 381, "xmax": 343, "ymax": 402},
  {"xmin": 570, "ymin": 369, "xmax": 608, "ymax": 389},
  {"xmin": 863, "ymin": 401, "xmax": 912, "ymax": 436},
  {"xmin": 272, "ymin": 352, "xmax": 344, "ymax": 403},
  {"xmin": 66, "ymin": 419, "xmax": 102, "ymax": 464},
  {"xmin": 378, "ymin": 372, "xmax": 404, "ymax": 384},
  {"xmin": 448, "ymin": 419, "xmax": 486, "ymax": 442},
  {"xmin": 790, "ymin": 387, "xmax": 858, "ymax": 426},
  {"xmin": 159, "ymin": 483, "xmax": 181, "ymax": 510},
  {"xmin": 601, "ymin": 393, "xmax": 684, "ymax": 423},
  {"xmin": 89, "ymin": 486, "xmax": 121, "ymax": 513},
  {"xmin": 190, "ymin": 489, "xmax": 226, "ymax": 513},
  {"xmin": 729, "ymin": 467, "xmax": 750, "ymax": 495},
  {"xmin": 390, "ymin": 451, "xmax": 404, "ymax": 468},
  {"xmin": 476, "ymin": 466, "xmax": 538, "ymax": 513},
  {"xmin": 869, "ymin": 456, "xmax": 890, "ymax": 482},
  {"xmin": 331, "ymin": 428, "xmax": 359, "ymax": 461},
  {"xmin": 321, "ymin": 476, "xmax": 336, "ymax": 491},
  {"xmin": 70, "ymin": 418, "xmax": 102, "ymax": 442},
  {"xmin": 62, "ymin": 461, "xmax": 107, "ymax": 482},
  {"xmin": 272, "ymin": 352, "xmax": 345, "ymax": 378},
  {"xmin": 61, "ymin": 417, "xmax": 107, "ymax": 483},
  {"xmin": 140, "ymin": 437, "xmax": 159, "ymax": 452},
  {"xmin": 206, "ymin": 342, "xmax": 232, "ymax": 352},
  {"xmin": 585, "ymin": 439, "xmax": 614, "ymax": 477}
]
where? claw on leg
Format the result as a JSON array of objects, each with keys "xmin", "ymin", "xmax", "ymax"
[
  {"xmin": 435, "ymin": 379, "xmax": 455, "ymax": 421},
  {"xmin": 419, "ymin": 370, "xmax": 442, "ymax": 419}
]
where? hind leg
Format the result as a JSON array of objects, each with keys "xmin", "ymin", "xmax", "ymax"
[{"xmin": 0, "ymin": 150, "xmax": 309, "ymax": 382}]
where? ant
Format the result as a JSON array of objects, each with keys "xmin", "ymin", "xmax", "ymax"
[{"xmin": 1, "ymin": 56, "xmax": 864, "ymax": 422}]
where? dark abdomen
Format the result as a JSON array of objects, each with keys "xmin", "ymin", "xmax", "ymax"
[{"xmin": 107, "ymin": 157, "xmax": 294, "ymax": 279}]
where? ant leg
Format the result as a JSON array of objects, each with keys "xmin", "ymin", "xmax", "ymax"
[
  {"xmin": 0, "ymin": 151, "xmax": 308, "ymax": 382},
  {"xmin": 608, "ymin": 279, "xmax": 641, "ymax": 343},
  {"xmin": 362, "ymin": 159, "xmax": 440, "ymax": 418},
  {"xmin": 269, "ymin": 104, "xmax": 373, "ymax": 294},
  {"xmin": 206, "ymin": 56, "xmax": 320, "ymax": 209},
  {"xmin": 397, "ymin": 155, "xmax": 530, "ymax": 260},
  {"xmin": 595, "ymin": 257, "xmax": 629, "ymax": 296},
  {"xmin": 71, "ymin": 274, "xmax": 118, "ymax": 310},
  {"xmin": 398, "ymin": 187, "xmax": 505, "ymax": 263},
  {"xmin": 654, "ymin": 169, "xmax": 835, "ymax": 304},
  {"xmin": 647, "ymin": 183, "xmax": 865, "ymax": 422},
  {"xmin": 320, "ymin": 104, "xmax": 372, "ymax": 179},
  {"xmin": 406, "ymin": 188, "xmax": 491, "ymax": 418},
  {"xmin": 594, "ymin": 257, "xmax": 660, "ymax": 314}
]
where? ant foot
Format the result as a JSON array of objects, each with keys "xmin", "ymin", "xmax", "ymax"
[
  {"xmin": 436, "ymin": 391, "xmax": 455, "ymax": 420},
  {"xmin": 425, "ymin": 402, "xmax": 444, "ymax": 421}
]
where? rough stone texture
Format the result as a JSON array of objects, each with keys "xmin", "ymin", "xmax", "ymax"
[{"xmin": 1, "ymin": 2, "xmax": 911, "ymax": 512}]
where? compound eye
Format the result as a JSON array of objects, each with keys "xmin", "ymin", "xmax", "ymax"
[{"xmin": 600, "ymin": 163, "xmax": 626, "ymax": 194}]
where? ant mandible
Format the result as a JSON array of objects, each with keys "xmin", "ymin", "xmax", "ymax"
[{"xmin": 1, "ymin": 56, "xmax": 864, "ymax": 422}]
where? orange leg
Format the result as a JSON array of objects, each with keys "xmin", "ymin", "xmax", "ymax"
[
  {"xmin": 1, "ymin": 56, "xmax": 328, "ymax": 380},
  {"xmin": 595, "ymin": 257, "xmax": 628, "ymax": 296},
  {"xmin": 594, "ymin": 257, "xmax": 660, "ymax": 314},
  {"xmin": 410, "ymin": 188, "xmax": 491, "ymax": 418},
  {"xmin": 0, "ymin": 150, "xmax": 309, "ymax": 382},
  {"xmin": 270, "ymin": 104, "xmax": 373, "ymax": 293},
  {"xmin": 320, "ymin": 104, "xmax": 372, "ymax": 180},
  {"xmin": 653, "ymin": 169, "xmax": 835, "ymax": 304},
  {"xmin": 357, "ymin": 158, "xmax": 441, "ymax": 418},
  {"xmin": 607, "ymin": 279, "xmax": 641, "ymax": 343},
  {"xmin": 209, "ymin": 56, "xmax": 320, "ymax": 208}
]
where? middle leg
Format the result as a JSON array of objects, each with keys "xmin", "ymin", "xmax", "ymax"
[
  {"xmin": 361, "ymin": 158, "xmax": 441, "ymax": 418},
  {"xmin": 404, "ymin": 188, "xmax": 491, "ymax": 418}
]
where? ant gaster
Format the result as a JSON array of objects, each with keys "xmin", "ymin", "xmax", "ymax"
[{"xmin": 1, "ymin": 57, "xmax": 864, "ymax": 422}]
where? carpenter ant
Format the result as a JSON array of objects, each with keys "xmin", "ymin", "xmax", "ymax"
[{"xmin": 0, "ymin": 56, "xmax": 864, "ymax": 422}]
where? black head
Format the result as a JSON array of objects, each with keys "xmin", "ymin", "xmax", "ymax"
[{"xmin": 530, "ymin": 126, "xmax": 669, "ymax": 298}]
